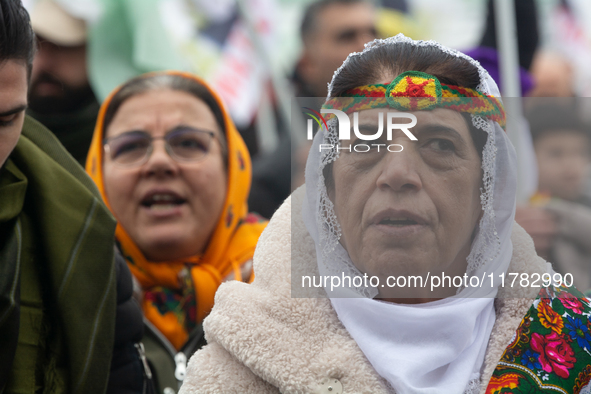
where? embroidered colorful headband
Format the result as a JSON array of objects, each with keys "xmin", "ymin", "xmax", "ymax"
[{"xmin": 323, "ymin": 71, "xmax": 506, "ymax": 129}]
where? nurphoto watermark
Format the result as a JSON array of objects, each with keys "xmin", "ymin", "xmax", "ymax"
[{"xmin": 304, "ymin": 107, "xmax": 417, "ymax": 152}]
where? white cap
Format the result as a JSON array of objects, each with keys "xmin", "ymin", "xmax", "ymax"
[{"xmin": 30, "ymin": 0, "xmax": 87, "ymax": 46}]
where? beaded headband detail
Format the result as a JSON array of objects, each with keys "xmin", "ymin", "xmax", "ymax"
[{"xmin": 323, "ymin": 71, "xmax": 506, "ymax": 129}]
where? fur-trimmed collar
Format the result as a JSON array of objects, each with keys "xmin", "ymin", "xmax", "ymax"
[{"xmin": 181, "ymin": 187, "xmax": 549, "ymax": 394}]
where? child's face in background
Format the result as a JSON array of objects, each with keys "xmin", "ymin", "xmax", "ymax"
[{"xmin": 535, "ymin": 130, "xmax": 591, "ymax": 201}]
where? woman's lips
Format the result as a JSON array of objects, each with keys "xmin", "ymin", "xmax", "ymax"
[
  {"xmin": 140, "ymin": 202, "xmax": 186, "ymax": 219},
  {"xmin": 140, "ymin": 190, "xmax": 187, "ymax": 219},
  {"xmin": 371, "ymin": 222, "xmax": 426, "ymax": 237},
  {"xmin": 369, "ymin": 209, "xmax": 428, "ymax": 237},
  {"xmin": 371, "ymin": 209, "xmax": 428, "ymax": 226}
]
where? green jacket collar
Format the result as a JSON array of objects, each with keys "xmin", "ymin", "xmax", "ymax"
[{"xmin": 2, "ymin": 116, "xmax": 117, "ymax": 394}]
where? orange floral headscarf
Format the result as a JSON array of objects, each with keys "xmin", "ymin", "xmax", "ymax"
[{"xmin": 86, "ymin": 71, "xmax": 267, "ymax": 349}]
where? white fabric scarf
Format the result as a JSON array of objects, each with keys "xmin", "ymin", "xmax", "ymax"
[{"xmin": 302, "ymin": 34, "xmax": 518, "ymax": 394}]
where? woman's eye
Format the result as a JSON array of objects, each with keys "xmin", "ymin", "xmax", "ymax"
[
  {"xmin": 114, "ymin": 142, "xmax": 145, "ymax": 157},
  {"xmin": 427, "ymin": 139, "xmax": 456, "ymax": 152},
  {"xmin": 0, "ymin": 113, "xmax": 18, "ymax": 127},
  {"xmin": 175, "ymin": 138, "xmax": 207, "ymax": 151}
]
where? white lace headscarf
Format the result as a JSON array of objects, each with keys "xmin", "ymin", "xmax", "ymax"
[{"xmin": 302, "ymin": 34, "xmax": 518, "ymax": 394}]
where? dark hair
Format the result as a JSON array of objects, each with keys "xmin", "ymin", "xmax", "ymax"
[
  {"xmin": 0, "ymin": 0, "xmax": 36, "ymax": 77},
  {"xmin": 330, "ymin": 43, "xmax": 482, "ymax": 95},
  {"xmin": 325, "ymin": 42, "xmax": 489, "ymax": 190},
  {"xmin": 103, "ymin": 74, "xmax": 228, "ymax": 163},
  {"xmin": 300, "ymin": 0, "xmax": 371, "ymax": 42},
  {"xmin": 526, "ymin": 100, "xmax": 590, "ymax": 143}
]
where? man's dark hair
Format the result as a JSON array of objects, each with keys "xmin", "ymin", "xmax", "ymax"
[
  {"xmin": 0, "ymin": 0, "xmax": 36, "ymax": 76},
  {"xmin": 526, "ymin": 100, "xmax": 590, "ymax": 143},
  {"xmin": 300, "ymin": 0, "xmax": 371, "ymax": 42}
]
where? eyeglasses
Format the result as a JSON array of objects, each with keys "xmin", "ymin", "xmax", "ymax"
[{"xmin": 103, "ymin": 127, "xmax": 218, "ymax": 167}]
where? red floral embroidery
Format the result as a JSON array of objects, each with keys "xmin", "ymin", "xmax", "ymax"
[
  {"xmin": 408, "ymin": 84, "xmax": 424, "ymax": 96},
  {"xmin": 559, "ymin": 294, "xmax": 585, "ymax": 315},
  {"xmin": 390, "ymin": 77, "xmax": 434, "ymax": 98},
  {"xmin": 490, "ymin": 286, "xmax": 591, "ymax": 390},
  {"xmin": 530, "ymin": 332, "xmax": 576, "ymax": 378}
]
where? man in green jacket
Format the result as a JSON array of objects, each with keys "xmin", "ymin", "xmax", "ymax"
[{"xmin": 0, "ymin": 2, "xmax": 146, "ymax": 393}]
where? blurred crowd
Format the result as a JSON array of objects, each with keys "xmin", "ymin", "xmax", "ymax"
[
  {"xmin": 22, "ymin": 0, "xmax": 591, "ymax": 204},
  {"xmin": 4, "ymin": 0, "xmax": 591, "ymax": 392}
]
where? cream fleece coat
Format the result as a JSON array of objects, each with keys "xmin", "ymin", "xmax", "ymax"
[{"xmin": 180, "ymin": 187, "xmax": 549, "ymax": 394}]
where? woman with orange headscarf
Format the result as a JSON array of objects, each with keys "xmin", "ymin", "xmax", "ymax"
[{"xmin": 86, "ymin": 71, "xmax": 267, "ymax": 393}]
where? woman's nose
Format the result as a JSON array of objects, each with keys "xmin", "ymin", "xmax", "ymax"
[
  {"xmin": 142, "ymin": 140, "xmax": 178, "ymax": 177},
  {"xmin": 375, "ymin": 148, "xmax": 422, "ymax": 192}
]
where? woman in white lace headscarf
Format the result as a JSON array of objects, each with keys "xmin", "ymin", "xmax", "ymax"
[{"xmin": 180, "ymin": 35, "xmax": 591, "ymax": 394}]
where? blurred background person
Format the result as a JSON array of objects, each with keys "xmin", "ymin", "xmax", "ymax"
[
  {"xmin": 292, "ymin": 0, "xmax": 378, "ymax": 98},
  {"xmin": 250, "ymin": 0, "xmax": 381, "ymax": 218},
  {"xmin": 27, "ymin": 0, "xmax": 99, "ymax": 166},
  {"xmin": 528, "ymin": 51, "xmax": 575, "ymax": 97},
  {"xmin": 516, "ymin": 101, "xmax": 591, "ymax": 290},
  {"xmin": 86, "ymin": 71, "xmax": 268, "ymax": 392}
]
